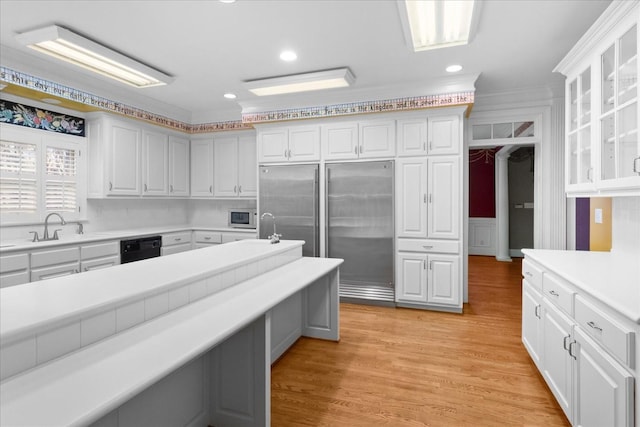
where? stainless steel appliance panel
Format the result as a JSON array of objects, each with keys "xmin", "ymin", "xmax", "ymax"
[
  {"xmin": 326, "ymin": 161, "xmax": 393, "ymax": 297},
  {"xmin": 259, "ymin": 164, "xmax": 319, "ymax": 257}
]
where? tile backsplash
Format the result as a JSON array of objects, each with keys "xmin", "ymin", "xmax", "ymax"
[{"xmin": 612, "ymin": 196, "xmax": 640, "ymax": 256}]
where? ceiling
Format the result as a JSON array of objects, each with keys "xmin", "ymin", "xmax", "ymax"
[{"xmin": 0, "ymin": 0, "xmax": 611, "ymax": 124}]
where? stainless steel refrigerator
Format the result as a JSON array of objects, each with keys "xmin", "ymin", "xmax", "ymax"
[
  {"xmin": 326, "ymin": 161, "xmax": 394, "ymax": 302},
  {"xmin": 258, "ymin": 164, "xmax": 319, "ymax": 257}
]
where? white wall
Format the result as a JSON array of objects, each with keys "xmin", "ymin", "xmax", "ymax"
[
  {"xmin": 611, "ymin": 196, "xmax": 640, "ymax": 256},
  {"xmin": 86, "ymin": 199, "xmax": 190, "ymax": 232}
]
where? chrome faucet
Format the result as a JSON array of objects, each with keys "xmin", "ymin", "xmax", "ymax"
[
  {"xmin": 260, "ymin": 212, "xmax": 281, "ymax": 244},
  {"xmin": 41, "ymin": 212, "xmax": 67, "ymax": 241}
]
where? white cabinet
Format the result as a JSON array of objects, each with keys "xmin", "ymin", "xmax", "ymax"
[
  {"xmin": 161, "ymin": 231, "xmax": 192, "ymax": 256},
  {"xmin": 522, "ymin": 280, "xmax": 543, "ymax": 370},
  {"xmin": 258, "ymin": 126, "xmax": 320, "ymax": 163},
  {"xmin": 322, "ymin": 122, "xmax": 359, "ymax": 160},
  {"xmin": 214, "ymin": 134, "xmax": 257, "ymax": 198},
  {"xmin": 142, "ymin": 129, "xmax": 169, "ymax": 196},
  {"xmin": 108, "ymin": 120, "xmax": 142, "ymax": 196},
  {"xmin": 427, "ymin": 116, "xmax": 460, "ymax": 155},
  {"xmin": 322, "ymin": 120, "xmax": 395, "ymax": 160},
  {"xmin": 30, "ymin": 246, "xmax": 80, "ymax": 282},
  {"xmin": 169, "ymin": 136, "xmax": 190, "ymax": 196},
  {"xmin": 521, "ymin": 255, "xmax": 637, "ymax": 427},
  {"xmin": 221, "ymin": 232, "xmax": 256, "ymax": 243},
  {"xmin": 556, "ymin": 1, "xmax": 640, "ymax": 196},
  {"xmin": 0, "ymin": 252, "xmax": 30, "ymax": 288},
  {"xmin": 397, "ymin": 118, "xmax": 427, "ymax": 156},
  {"xmin": 80, "ymin": 241, "xmax": 119, "ymax": 272},
  {"xmin": 190, "ymin": 138, "xmax": 214, "ymax": 197},
  {"xmin": 427, "ymin": 156, "xmax": 460, "ymax": 239},
  {"xmin": 396, "ymin": 252, "xmax": 428, "ymax": 303},
  {"xmin": 426, "ymin": 254, "xmax": 459, "ymax": 306},
  {"xmin": 396, "ymin": 158, "xmax": 427, "ymax": 238}
]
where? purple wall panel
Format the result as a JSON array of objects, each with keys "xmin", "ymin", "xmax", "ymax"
[{"xmin": 575, "ymin": 197, "xmax": 590, "ymax": 251}]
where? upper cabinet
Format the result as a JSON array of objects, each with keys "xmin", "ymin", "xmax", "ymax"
[
  {"xmin": 397, "ymin": 116, "xmax": 460, "ymax": 157},
  {"xmin": 556, "ymin": 1, "xmax": 640, "ymax": 196},
  {"xmin": 258, "ymin": 125, "xmax": 320, "ymax": 163},
  {"xmin": 87, "ymin": 113, "xmax": 189, "ymax": 198},
  {"xmin": 214, "ymin": 133, "xmax": 257, "ymax": 198},
  {"xmin": 322, "ymin": 120, "xmax": 396, "ymax": 160},
  {"xmin": 190, "ymin": 137, "xmax": 214, "ymax": 197}
]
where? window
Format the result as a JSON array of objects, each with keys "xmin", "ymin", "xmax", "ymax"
[{"xmin": 0, "ymin": 125, "xmax": 85, "ymax": 224}]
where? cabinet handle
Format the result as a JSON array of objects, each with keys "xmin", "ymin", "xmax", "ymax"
[
  {"xmin": 109, "ymin": 181, "xmax": 113, "ymax": 191},
  {"xmin": 423, "ymin": 142, "xmax": 426, "ymax": 151},
  {"xmin": 568, "ymin": 340, "xmax": 577, "ymax": 360},
  {"xmin": 525, "ymin": 271, "xmax": 533, "ymax": 277},
  {"xmin": 285, "ymin": 149, "xmax": 288, "ymax": 158},
  {"xmin": 429, "ymin": 141, "xmax": 433, "ymax": 151},
  {"xmin": 548, "ymin": 290, "xmax": 559, "ymax": 297},
  {"xmin": 423, "ymin": 194, "xmax": 427, "ymax": 203},
  {"xmin": 535, "ymin": 304, "xmax": 541, "ymax": 319},
  {"xmin": 429, "ymin": 260, "xmax": 433, "ymax": 270},
  {"xmin": 144, "ymin": 184, "xmax": 148, "ymax": 192},
  {"xmin": 209, "ymin": 185, "xmax": 213, "ymax": 193},
  {"xmin": 204, "ymin": 236, "xmax": 211, "ymax": 240},
  {"xmin": 422, "ymin": 245, "xmax": 433, "ymax": 249},
  {"xmin": 170, "ymin": 185, "xmax": 174, "ymax": 193},
  {"xmin": 587, "ymin": 321, "xmax": 603, "ymax": 332},
  {"xmin": 423, "ymin": 260, "xmax": 426, "ymax": 270},
  {"xmin": 634, "ymin": 157, "xmax": 640, "ymax": 174},
  {"xmin": 238, "ymin": 185, "xmax": 242, "ymax": 193},
  {"xmin": 288, "ymin": 149, "xmax": 292, "ymax": 159},
  {"xmin": 354, "ymin": 146, "xmax": 358, "ymax": 155},
  {"xmin": 429, "ymin": 194, "xmax": 432, "ymax": 203},
  {"xmin": 586, "ymin": 167, "xmax": 593, "ymax": 182},
  {"xmin": 360, "ymin": 145, "xmax": 363, "ymax": 155},
  {"xmin": 563, "ymin": 335, "xmax": 571, "ymax": 350},
  {"xmin": 74, "ymin": 269, "xmax": 79, "ymax": 274},
  {"xmin": 175, "ymin": 238, "xmax": 182, "ymax": 242},
  {"xmin": 234, "ymin": 185, "xmax": 237, "ymax": 194}
]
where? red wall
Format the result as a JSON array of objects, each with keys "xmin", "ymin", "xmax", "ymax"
[{"xmin": 469, "ymin": 148, "xmax": 497, "ymax": 218}]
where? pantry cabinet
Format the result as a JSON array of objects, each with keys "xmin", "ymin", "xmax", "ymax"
[
  {"xmin": 427, "ymin": 156, "xmax": 460, "ymax": 239},
  {"xmin": 556, "ymin": 1, "xmax": 640, "ymax": 196},
  {"xmin": 214, "ymin": 133, "xmax": 257, "ymax": 198},
  {"xmin": 396, "ymin": 158, "xmax": 427, "ymax": 238}
]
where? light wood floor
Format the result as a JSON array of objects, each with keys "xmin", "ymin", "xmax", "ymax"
[{"xmin": 271, "ymin": 256, "xmax": 570, "ymax": 426}]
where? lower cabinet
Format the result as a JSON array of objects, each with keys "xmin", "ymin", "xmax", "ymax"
[
  {"xmin": 395, "ymin": 251, "xmax": 460, "ymax": 309},
  {"xmin": 0, "ymin": 252, "xmax": 30, "ymax": 288},
  {"xmin": 30, "ymin": 246, "xmax": 80, "ymax": 282},
  {"xmin": 161, "ymin": 231, "xmax": 192, "ymax": 256},
  {"xmin": 80, "ymin": 241, "xmax": 120, "ymax": 272},
  {"xmin": 522, "ymin": 256, "xmax": 636, "ymax": 427}
]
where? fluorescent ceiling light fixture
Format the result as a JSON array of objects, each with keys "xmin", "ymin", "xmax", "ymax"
[
  {"xmin": 244, "ymin": 68, "xmax": 355, "ymax": 96},
  {"xmin": 446, "ymin": 64, "xmax": 463, "ymax": 73},
  {"xmin": 398, "ymin": 0, "xmax": 478, "ymax": 52},
  {"xmin": 15, "ymin": 25, "xmax": 174, "ymax": 88}
]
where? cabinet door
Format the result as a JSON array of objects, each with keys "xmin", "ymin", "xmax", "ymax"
[
  {"xmin": 258, "ymin": 130, "xmax": 288, "ymax": 163},
  {"xmin": 0, "ymin": 270, "xmax": 30, "ymax": 287},
  {"xmin": 237, "ymin": 135, "xmax": 257, "ymax": 197},
  {"xmin": 428, "ymin": 116, "xmax": 459, "ymax": 155},
  {"xmin": 542, "ymin": 300, "xmax": 574, "ymax": 423},
  {"xmin": 359, "ymin": 120, "xmax": 396, "ymax": 158},
  {"xmin": 573, "ymin": 327, "xmax": 634, "ymax": 427},
  {"xmin": 322, "ymin": 123, "xmax": 358, "ymax": 160},
  {"xmin": 522, "ymin": 280, "xmax": 543, "ymax": 370},
  {"xmin": 566, "ymin": 69, "xmax": 596, "ymax": 193},
  {"xmin": 109, "ymin": 123, "xmax": 141, "ymax": 195},
  {"xmin": 396, "ymin": 158, "xmax": 427, "ymax": 238},
  {"xmin": 397, "ymin": 118, "xmax": 427, "ymax": 156},
  {"xmin": 80, "ymin": 255, "xmax": 120, "ymax": 273},
  {"xmin": 289, "ymin": 126, "xmax": 320, "ymax": 161},
  {"xmin": 427, "ymin": 157, "xmax": 460, "ymax": 239},
  {"xmin": 214, "ymin": 136, "xmax": 239, "ymax": 197},
  {"xmin": 142, "ymin": 130, "xmax": 169, "ymax": 196},
  {"xmin": 396, "ymin": 252, "xmax": 427, "ymax": 303},
  {"xmin": 169, "ymin": 136, "xmax": 190, "ymax": 196},
  {"xmin": 190, "ymin": 139, "xmax": 214, "ymax": 197},
  {"xmin": 426, "ymin": 254, "xmax": 459, "ymax": 306},
  {"xmin": 30, "ymin": 262, "xmax": 79, "ymax": 282}
]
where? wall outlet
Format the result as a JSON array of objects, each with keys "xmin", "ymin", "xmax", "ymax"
[{"xmin": 595, "ymin": 208, "xmax": 603, "ymax": 224}]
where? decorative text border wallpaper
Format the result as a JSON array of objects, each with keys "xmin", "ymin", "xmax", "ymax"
[{"xmin": 1, "ymin": 67, "xmax": 474, "ymax": 133}]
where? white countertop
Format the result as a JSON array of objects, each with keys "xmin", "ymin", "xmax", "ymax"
[
  {"xmin": 0, "ymin": 256, "xmax": 343, "ymax": 427},
  {"xmin": 522, "ymin": 249, "xmax": 640, "ymax": 323},
  {"xmin": 0, "ymin": 239, "xmax": 301, "ymax": 342},
  {"xmin": 0, "ymin": 225, "xmax": 257, "ymax": 254}
]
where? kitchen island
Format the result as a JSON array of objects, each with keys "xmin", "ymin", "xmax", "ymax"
[{"xmin": 0, "ymin": 239, "xmax": 342, "ymax": 427}]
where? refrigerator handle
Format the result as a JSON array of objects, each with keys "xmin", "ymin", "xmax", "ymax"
[
  {"xmin": 313, "ymin": 166, "xmax": 319, "ymax": 257},
  {"xmin": 325, "ymin": 167, "xmax": 330, "ymax": 258}
]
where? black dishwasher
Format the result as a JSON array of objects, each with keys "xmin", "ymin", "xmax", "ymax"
[{"xmin": 120, "ymin": 236, "xmax": 162, "ymax": 264}]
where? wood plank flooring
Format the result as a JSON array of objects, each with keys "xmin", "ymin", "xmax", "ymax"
[{"xmin": 271, "ymin": 256, "xmax": 570, "ymax": 426}]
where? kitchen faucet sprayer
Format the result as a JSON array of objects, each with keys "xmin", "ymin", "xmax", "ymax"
[{"xmin": 260, "ymin": 212, "xmax": 281, "ymax": 244}]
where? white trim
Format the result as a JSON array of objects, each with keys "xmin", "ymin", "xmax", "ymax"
[{"xmin": 468, "ymin": 218, "xmax": 496, "ymax": 256}]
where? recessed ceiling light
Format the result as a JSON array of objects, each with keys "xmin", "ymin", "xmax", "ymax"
[
  {"xmin": 279, "ymin": 50, "xmax": 297, "ymax": 62},
  {"xmin": 446, "ymin": 64, "xmax": 463, "ymax": 73},
  {"xmin": 223, "ymin": 93, "xmax": 237, "ymax": 99},
  {"xmin": 41, "ymin": 98, "xmax": 62, "ymax": 104}
]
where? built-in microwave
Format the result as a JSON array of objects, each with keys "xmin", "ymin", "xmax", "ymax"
[{"xmin": 228, "ymin": 209, "xmax": 257, "ymax": 229}]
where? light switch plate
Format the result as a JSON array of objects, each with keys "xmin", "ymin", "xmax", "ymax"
[{"xmin": 595, "ymin": 208, "xmax": 603, "ymax": 224}]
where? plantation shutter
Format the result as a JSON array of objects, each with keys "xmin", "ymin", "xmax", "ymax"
[
  {"xmin": 0, "ymin": 140, "xmax": 38, "ymax": 213},
  {"xmin": 45, "ymin": 144, "xmax": 78, "ymax": 212}
]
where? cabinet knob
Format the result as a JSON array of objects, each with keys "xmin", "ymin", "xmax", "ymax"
[
  {"xmin": 109, "ymin": 181, "xmax": 113, "ymax": 191},
  {"xmin": 234, "ymin": 185, "xmax": 237, "ymax": 194},
  {"xmin": 170, "ymin": 185, "xmax": 174, "ymax": 193},
  {"xmin": 634, "ymin": 156, "xmax": 640, "ymax": 174},
  {"xmin": 144, "ymin": 184, "xmax": 148, "ymax": 192},
  {"xmin": 238, "ymin": 185, "xmax": 242, "ymax": 193},
  {"xmin": 209, "ymin": 185, "xmax": 213, "ymax": 193}
]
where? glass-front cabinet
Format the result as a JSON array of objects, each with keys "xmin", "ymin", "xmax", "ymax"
[{"xmin": 556, "ymin": 1, "xmax": 640, "ymax": 196}]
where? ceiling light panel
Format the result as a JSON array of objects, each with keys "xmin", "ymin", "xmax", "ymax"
[
  {"xmin": 400, "ymin": 0, "xmax": 477, "ymax": 52},
  {"xmin": 244, "ymin": 68, "xmax": 355, "ymax": 96},
  {"xmin": 15, "ymin": 25, "xmax": 174, "ymax": 88}
]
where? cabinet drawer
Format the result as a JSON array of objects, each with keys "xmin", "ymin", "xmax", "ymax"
[
  {"xmin": 194, "ymin": 231, "xmax": 222, "ymax": 244},
  {"xmin": 0, "ymin": 270, "xmax": 30, "ymax": 288},
  {"xmin": 162, "ymin": 231, "xmax": 192, "ymax": 247},
  {"xmin": 0, "ymin": 252, "xmax": 29, "ymax": 273},
  {"xmin": 222, "ymin": 233, "xmax": 256, "ymax": 244},
  {"xmin": 575, "ymin": 295, "xmax": 635, "ymax": 368},
  {"xmin": 542, "ymin": 274, "xmax": 575, "ymax": 315},
  {"xmin": 31, "ymin": 247, "xmax": 80, "ymax": 268},
  {"xmin": 81, "ymin": 241, "xmax": 119, "ymax": 260},
  {"xmin": 522, "ymin": 259, "xmax": 542, "ymax": 290},
  {"xmin": 162, "ymin": 243, "xmax": 192, "ymax": 256},
  {"xmin": 396, "ymin": 239, "xmax": 459, "ymax": 254}
]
